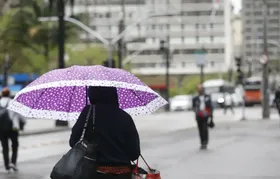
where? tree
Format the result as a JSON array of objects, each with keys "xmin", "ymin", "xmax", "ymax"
[{"xmin": 0, "ymin": 0, "xmax": 79, "ymax": 73}]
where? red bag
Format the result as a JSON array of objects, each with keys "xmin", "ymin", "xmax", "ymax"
[
  {"xmin": 198, "ymin": 107, "xmax": 211, "ymax": 118},
  {"xmin": 132, "ymin": 155, "xmax": 161, "ymax": 179}
]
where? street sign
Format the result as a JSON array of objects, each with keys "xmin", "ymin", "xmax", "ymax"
[
  {"xmin": 7, "ymin": 76, "xmax": 15, "ymax": 86},
  {"xmin": 259, "ymin": 55, "xmax": 268, "ymax": 64},
  {"xmin": 195, "ymin": 48, "xmax": 207, "ymax": 66}
]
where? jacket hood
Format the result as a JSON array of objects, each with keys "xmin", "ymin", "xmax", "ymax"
[{"xmin": 88, "ymin": 86, "xmax": 119, "ymax": 106}]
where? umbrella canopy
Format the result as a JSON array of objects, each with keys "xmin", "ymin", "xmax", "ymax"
[{"xmin": 8, "ymin": 65, "xmax": 167, "ymax": 120}]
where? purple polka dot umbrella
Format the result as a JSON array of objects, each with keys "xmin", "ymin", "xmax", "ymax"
[{"xmin": 8, "ymin": 65, "xmax": 168, "ymax": 121}]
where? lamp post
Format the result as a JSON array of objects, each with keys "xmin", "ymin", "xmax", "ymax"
[
  {"xmin": 261, "ymin": 0, "xmax": 270, "ymax": 119},
  {"xmin": 56, "ymin": 0, "xmax": 68, "ymax": 127},
  {"xmin": 160, "ymin": 38, "xmax": 170, "ymax": 112}
]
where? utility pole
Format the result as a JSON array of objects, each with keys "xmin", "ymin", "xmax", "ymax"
[
  {"xmin": 57, "ymin": 0, "xmax": 65, "ymax": 69},
  {"xmin": 195, "ymin": 48, "xmax": 207, "ymax": 84},
  {"xmin": 200, "ymin": 65, "xmax": 204, "ymax": 84},
  {"xmin": 235, "ymin": 57, "xmax": 246, "ymax": 120},
  {"xmin": 117, "ymin": 0, "xmax": 125, "ymax": 69},
  {"xmin": 262, "ymin": 0, "xmax": 270, "ymax": 119},
  {"xmin": 160, "ymin": 37, "xmax": 170, "ymax": 112},
  {"xmin": 56, "ymin": 0, "xmax": 68, "ymax": 127}
]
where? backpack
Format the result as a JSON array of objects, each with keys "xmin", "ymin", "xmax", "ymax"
[{"xmin": 0, "ymin": 101, "xmax": 13, "ymax": 133}]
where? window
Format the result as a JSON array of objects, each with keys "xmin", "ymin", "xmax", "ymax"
[
  {"xmin": 199, "ymin": 37, "xmax": 211, "ymax": 43},
  {"xmin": 212, "ymin": 37, "xmax": 225, "ymax": 43},
  {"xmin": 105, "ymin": 12, "xmax": 111, "ymax": 18},
  {"xmin": 269, "ymin": 19, "xmax": 279, "ymax": 24},
  {"xmin": 245, "ymin": 28, "xmax": 252, "ymax": 32},
  {"xmin": 245, "ymin": 12, "xmax": 251, "ymax": 16},
  {"xmin": 184, "ymin": 37, "xmax": 196, "ymax": 44},
  {"xmin": 199, "ymin": 11, "xmax": 211, "ymax": 16},
  {"xmin": 170, "ymin": 25, "xmax": 181, "ymax": 32},
  {"xmin": 216, "ymin": 11, "xmax": 224, "ymax": 16},
  {"xmin": 170, "ymin": 38, "xmax": 182, "ymax": 44},
  {"xmin": 254, "ymin": 11, "xmax": 262, "ymax": 16}
]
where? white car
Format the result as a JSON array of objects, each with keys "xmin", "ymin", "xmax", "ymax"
[{"xmin": 170, "ymin": 95, "xmax": 193, "ymax": 111}]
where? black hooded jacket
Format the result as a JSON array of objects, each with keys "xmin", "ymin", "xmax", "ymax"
[{"xmin": 69, "ymin": 86, "xmax": 140, "ymax": 166}]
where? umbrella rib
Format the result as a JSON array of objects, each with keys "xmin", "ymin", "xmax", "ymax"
[
  {"xmin": 130, "ymin": 89, "xmax": 153, "ymax": 114},
  {"xmin": 66, "ymin": 86, "xmax": 77, "ymax": 120},
  {"xmin": 28, "ymin": 88, "xmax": 48, "ymax": 117}
]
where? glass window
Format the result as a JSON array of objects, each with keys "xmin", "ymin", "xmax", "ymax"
[
  {"xmin": 184, "ymin": 37, "xmax": 196, "ymax": 44},
  {"xmin": 199, "ymin": 37, "xmax": 211, "ymax": 44},
  {"xmin": 213, "ymin": 37, "xmax": 225, "ymax": 43},
  {"xmin": 170, "ymin": 25, "xmax": 181, "ymax": 32},
  {"xmin": 170, "ymin": 38, "xmax": 182, "ymax": 44}
]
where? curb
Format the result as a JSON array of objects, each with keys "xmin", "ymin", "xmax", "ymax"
[{"xmin": 20, "ymin": 127, "xmax": 70, "ymax": 137}]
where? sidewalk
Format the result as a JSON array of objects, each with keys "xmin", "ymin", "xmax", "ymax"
[{"xmin": 19, "ymin": 120, "xmax": 75, "ymax": 136}]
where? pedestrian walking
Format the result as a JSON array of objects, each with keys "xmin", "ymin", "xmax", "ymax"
[
  {"xmin": 192, "ymin": 84, "xmax": 214, "ymax": 150},
  {"xmin": 223, "ymin": 93, "xmax": 235, "ymax": 115},
  {"xmin": 274, "ymin": 85, "xmax": 280, "ymax": 116},
  {"xmin": 69, "ymin": 86, "xmax": 140, "ymax": 179},
  {"xmin": 0, "ymin": 88, "xmax": 25, "ymax": 173}
]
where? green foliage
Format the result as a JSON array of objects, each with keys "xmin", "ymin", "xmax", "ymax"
[
  {"xmin": 0, "ymin": 0, "xmax": 80, "ymax": 73},
  {"xmin": 66, "ymin": 45, "xmax": 109, "ymax": 66}
]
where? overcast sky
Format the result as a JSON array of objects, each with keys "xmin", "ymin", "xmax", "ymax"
[{"xmin": 231, "ymin": 0, "xmax": 241, "ymax": 14}]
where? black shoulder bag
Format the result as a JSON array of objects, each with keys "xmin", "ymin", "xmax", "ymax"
[{"xmin": 50, "ymin": 105, "xmax": 98, "ymax": 179}]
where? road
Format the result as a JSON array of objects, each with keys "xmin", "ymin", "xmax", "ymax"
[{"xmin": 0, "ymin": 107, "xmax": 279, "ymax": 178}]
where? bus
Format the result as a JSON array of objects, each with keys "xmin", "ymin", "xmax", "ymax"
[
  {"xmin": 244, "ymin": 77, "xmax": 262, "ymax": 106},
  {"xmin": 203, "ymin": 79, "xmax": 235, "ymax": 95},
  {"xmin": 202, "ymin": 79, "xmax": 237, "ymax": 107}
]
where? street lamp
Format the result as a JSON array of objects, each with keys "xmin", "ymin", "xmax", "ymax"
[
  {"xmin": 261, "ymin": 0, "xmax": 270, "ymax": 119},
  {"xmin": 39, "ymin": 13, "xmax": 181, "ymax": 69},
  {"xmin": 159, "ymin": 38, "xmax": 170, "ymax": 112}
]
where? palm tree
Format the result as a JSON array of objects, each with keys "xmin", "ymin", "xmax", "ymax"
[{"xmin": 0, "ymin": 0, "xmax": 78, "ymax": 73}]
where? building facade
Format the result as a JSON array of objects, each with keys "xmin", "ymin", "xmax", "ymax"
[
  {"xmin": 232, "ymin": 14, "xmax": 242, "ymax": 57},
  {"xmin": 67, "ymin": 0, "xmax": 233, "ymax": 75},
  {"xmin": 242, "ymin": 0, "xmax": 280, "ymax": 72}
]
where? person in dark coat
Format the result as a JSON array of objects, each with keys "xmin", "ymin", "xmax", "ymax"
[
  {"xmin": 69, "ymin": 86, "xmax": 140, "ymax": 179},
  {"xmin": 275, "ymin": 85, "xmax": 280, "ymax": 115},
  {"xmin": 192, "ymin": 84, "xmax": 214, "ymax": 150}
]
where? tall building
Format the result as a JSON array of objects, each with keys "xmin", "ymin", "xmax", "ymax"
[
  {"xmin": 232, "ymin": 14, "xmax": 242, "ymax": 57},
  {"xmin": 242, "ymin": 0, "xmax": 280, "ymax": 72},
  {"xmin": 67, "ymin": 0, "xmax": 233, "ymax": 75}
]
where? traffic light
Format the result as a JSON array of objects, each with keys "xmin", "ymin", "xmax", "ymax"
[
  {"xmin": 235, "ymin": 57, "xmax": 244, "ymax": 85},
  {"xmin": 103, "ymin": 59, "xmax": 116, "ymax": 68}
]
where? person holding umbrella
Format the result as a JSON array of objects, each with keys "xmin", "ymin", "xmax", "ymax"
[
  {"xmin": 69, "ymin": 86, "xmax": 140, "ymax": 178},
  {"xmin": 7, "ymin": 65, "xmax": 168, "ymax": 179}
]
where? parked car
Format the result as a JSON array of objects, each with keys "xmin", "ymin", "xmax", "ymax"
[{"xmin": 170, "ymin": 95, "xmax": 193, "ymax": 111}]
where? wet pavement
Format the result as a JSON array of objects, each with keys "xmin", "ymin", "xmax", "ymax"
[{"xmin": 0, "ymin": 116, "xmax": 279, "ymax": 179}]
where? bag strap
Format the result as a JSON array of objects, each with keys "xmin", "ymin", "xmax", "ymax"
[
  {"xmin": 134, "ymin": 154, "xmax": 152, "ymax": 173},
  {"xmin": 79, "ymin": 105, "xmax": 93, "ymax": 141},
  {"xmin": 92, "ymin": 105, "xmax": 96, "ymax": 131}
]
